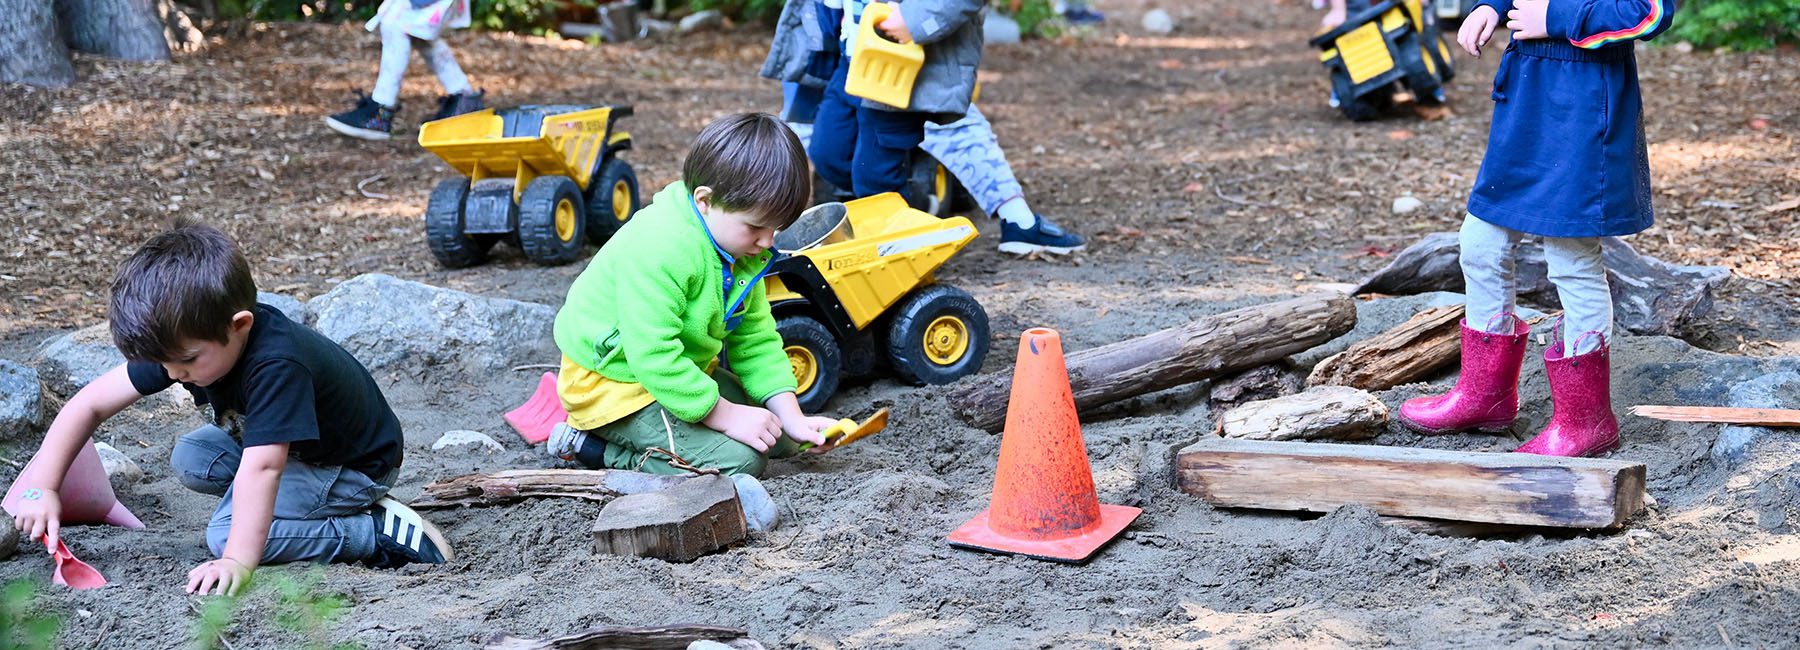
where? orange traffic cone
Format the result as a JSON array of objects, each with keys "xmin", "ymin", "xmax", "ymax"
[
  {"xmin": 504, "ymin": 371, "xmax": 567, "ymax": 445},
  {"xmin": 947, "ymin": 328, "xmax": 1140, "ymax": 563}
]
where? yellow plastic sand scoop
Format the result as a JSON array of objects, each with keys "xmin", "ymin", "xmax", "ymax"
[{"xmin": 846, "ymin": 3, "xmax": 924, "ymax": 109}]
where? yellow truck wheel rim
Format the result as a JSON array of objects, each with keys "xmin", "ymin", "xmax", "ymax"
[
  {"xmin": 612, "ymin": 180, "xmax": 632, "ymax": 221},
  {"xmin": 555, "ymin": 198, "xmax": 577, "ymax": 242},
  {"xmin": 934, "ymin": 166, "xmax": 950, "ymax": 205},
  {"xmin": 787, "ymin": 345, "xmax": 819, "ymax": 393},
  {"xmin": 923, "ymin": 316, "xmax": 969, "ymax": 365}
]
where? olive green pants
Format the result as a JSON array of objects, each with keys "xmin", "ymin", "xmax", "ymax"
[{"xmin": 580, "ymin": 369, "xmax": 801, "ymax": 477}]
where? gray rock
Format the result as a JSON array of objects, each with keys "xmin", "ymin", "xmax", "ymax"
[
  {"xmin": 309, "ymin": 274, "xmax": 558, "ymax": 376},
  {"xmin": 1708, "ymin": 371, "xmax": 1800, "ymax": 464},
  {"xmin": 35, "ymin": 323, "xmax": 124, "ymax": 399},
  {"xmin": 1391, "ymin": 195, "xmax": 1424, "ymax": 214},
  {"xmin": 731, "ymin": 473, "xmax": 779, "ymax": 533},
  {"xmin": 1141, "ymin": 9, "xmax": 1175, "ymax": 34},
  {"xmin": 257, "ymin": 291, "xmax": 308, "ymax": 325},
  {"xmin": 0, "ymin": 517, "xmax": 15, "ymax": 561},
  {"xmin": 640, "ymin": 17, "xmax": 675, "ymax": 38},
  {"xmin": 93, "ymin": 441, "xmax": 145, "ymax": 484},
  {"xmin": 0, "ymin": 360, "xmax": 44, "ymax": 441},
  {"xmin": 677, "ymin": 9, "xmax": 723, "ymax": 33},
  {"xmin": 984, "ymin": 9, "xmax": 1021, "ymax": 44},
  {"xmin": 431, "ymin": 430, "xmax": 505, "ymax": 453}
]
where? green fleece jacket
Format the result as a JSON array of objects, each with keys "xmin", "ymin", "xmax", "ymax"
[{"xmin": 553, "ymin": 181, "xmax": 797, "ymax": 422}]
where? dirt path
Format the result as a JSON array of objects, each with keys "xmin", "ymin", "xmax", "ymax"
[{"xmin": 2, "ymin": 0, "xmax": 1797, "ymax": 647}]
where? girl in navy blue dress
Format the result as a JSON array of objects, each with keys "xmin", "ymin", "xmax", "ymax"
[{"xmin": 1397, "ymin": 0, "xmax": 1676, "ymax": 458}]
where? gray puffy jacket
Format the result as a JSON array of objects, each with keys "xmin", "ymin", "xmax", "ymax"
[{"xmin": 761, "ymin": 0, "xmax": 984, "ymax": 120}]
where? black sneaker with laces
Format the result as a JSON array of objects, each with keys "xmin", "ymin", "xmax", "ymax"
[
  {"xmin": 324, "ymin": 92, "xmax": 397, "ymax": 141},
  {"xmin": 362, "ymin": 496, "xmax": 454, "ymax": 568},
  {"xmin": 430, "ymin": 90, "xmax": 486, "ymax": 122}
]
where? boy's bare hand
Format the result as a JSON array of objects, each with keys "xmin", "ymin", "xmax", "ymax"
[
  {"xmin": 705, "ymin": 401, "xmax": 781, "ymax": 452},
  {"xmin": 781, "ymin": 415, "xmax": 836, "ymax": 448},
  {"xmin": 12, "ymin": 488, "xmax": 63, "ymax": 551},
  {"xmin": 1506, "ymin": 0, "xmax": 1549, "ymax": 40},
  {"xmin": 1459, "ymin": 5, "xmax": 1501, "ymax": 57},
  {"xmin": 876, "ymin": 2, "xmax": 913, "ymax": 43},
  {"xmin": 186, "ymin": 558, "xmax": 252, "ymax": 596}
]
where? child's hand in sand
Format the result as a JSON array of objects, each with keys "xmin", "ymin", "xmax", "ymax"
[
  {"xmin": 186, "ymin": 557, "xmax": 252, "ymax": 596},
  {"xmin": 1459, "ymin": 5, "xmax": 1501, "ymax": 57},
  {"xmin": 12, "ymin": 488, "xmax": 64, "ymax": 550},
  {"xmin": 704, "ymin": 400, "xmax": 782, "ymax": 452}
]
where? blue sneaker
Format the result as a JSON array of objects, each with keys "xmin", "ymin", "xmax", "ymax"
[
  {"xmin": 1062, "ymin": 6, "xmax": 1105, "ymax": 24},
  {"xmin": 324, "ymin": 92, "xmax": 397, "ymax": 141},
  {"xmin": 999, "ymin": 215, "xmax": 1086, "ymax": 256}
]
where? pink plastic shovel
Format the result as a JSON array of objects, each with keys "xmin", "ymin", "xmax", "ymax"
[
  {"xmin": 504, "ymin": 371, "xmax": 568, "ymax": 445},
  {"xmin": 50, "ymin": 540, "xmax": 107, "ymax": 590}
]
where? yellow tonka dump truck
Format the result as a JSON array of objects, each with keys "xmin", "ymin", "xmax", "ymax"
[
  {"xmin": 1311, "ymin": 0, "xmax": 1455, "ymax": 121},
  {"xmin": 418, "ymin": 104, "xmax": 640, "ymax": 267},
  {"xmin": 770, "ymin": 193, "xmax": 989, "ymax": 412}
]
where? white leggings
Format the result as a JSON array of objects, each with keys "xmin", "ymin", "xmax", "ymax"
[
  {"xmin": 372, "ymin": 19, "xmax": 471, "ymax": 107},
  {"xmin": 1460, "ymin": 214, "xmax": 1612, "ymax": 355}
]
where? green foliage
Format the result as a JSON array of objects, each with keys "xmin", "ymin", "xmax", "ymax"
[
  {"xmin": 189, "ymin": 570, "xmax": 358, "ymax": 650},
  {"xmin": 994, "ymin": 0, "xmax": 1067, "ymax": 39},
  {"xmin": 470, "ymin": 0, "xmax": 573, "ymax": 34},
  {"xmin": 0, "ymin": 581, "xmax": 62, "ymax": 650},
  {"xmin": 213, "ymin": 0, "xmax": 379, "ymax": 22},
  {"xmin": 1668, "ymin": 0, "xmax": 1800, "ymax": 51}
]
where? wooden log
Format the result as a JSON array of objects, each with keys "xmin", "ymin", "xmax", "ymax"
[
  {"xmin": 411, "ymin": 469, "xmax": 688, "ymax": 510},
  {"xmin": 953, "ymin": 294, "xmax": 1357, "ymax": 431},
  {"xmin": 1377, "ymin": 516, "xmax": 1528, "ymax": 538},
  {"xmin": 1207, "ymin": 363, "xmax": 1303, "ymax": 426},
  {"xmin": 1307, "ymin": 304, "xmax": 1464, "ymax": 390},
  {"xmin": 592, "ymin": 474, "xmax": 746, "ymax": 562},
  {"xmin": 1630, "ymin": 405, "xmax": 1800, "ymax": 427},
  {"xmin": 1217, "ymin": 385, "xmax": 1387, "ymax": 442},
  {"xmin": 1175, "ymin": 437, "xmax": 1648, "ymax": 528},
  {"xmin": 1355, "ymin": 233, "xmax": 1731, "ymax": 337},
  {"xmin": 484, "ymin": 624, "xmax": 753, "ymax": 650}
]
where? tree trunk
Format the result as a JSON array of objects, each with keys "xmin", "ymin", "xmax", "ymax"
[
  {"xmin": 58, "ymin": 0, "xmax": 171, "ymax": 61},
  {"xmin": 952, "ymin": 294, "xmax": 1358, "ymax": 431},
  {"xmin": 0, "ymin": 0, "xmax": 77, "ymax": 87},
  {"xmin": 1216, "ymin": 385, "xmax": 1388, "ymax": 442}
]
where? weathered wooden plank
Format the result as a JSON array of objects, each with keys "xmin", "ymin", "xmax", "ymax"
[
  {"xmin": 1217, "ymin": 385, "xmax": 1388, "ymax": 441},
  {"xmin": 1629, "ymin": 405, "xmax": 1800, "ymax": 427},
  {"xmin": 592, "ymin": 474, "xmax": 746, "ymax": 562},
  {"xmin": 1175, "ymin": 437, "xmax": 1647, "ymax": 528},
  {"xmin": 1306, "ymin": 304, "xmax": 1464, "ymax": 390},
  {"xmin": 484, "ymin": 624, "xmax": 753, "ymax": 650},
  {"xmin": 953, "ymin": 294, "xmax": 1357, "ymax": 431}
]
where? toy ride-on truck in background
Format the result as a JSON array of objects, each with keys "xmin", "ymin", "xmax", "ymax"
[
  {"xmin": 418, "ymin": 104, "xmax": 641, "ymax": 267},
  {"xmin": 1311, "ymin": 0, "xmax": 1455, "ymax": 121},
  {"xmin": 771, "ymin": 193, "xmax": 990, "ymax": 412}
]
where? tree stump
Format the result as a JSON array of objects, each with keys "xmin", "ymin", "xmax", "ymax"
[
  {"xmin": 58, "ymin": 0, "xmax": 171, "ymax": 60},
  {"xmin": 1217, "ymin": 385, "xmax": 1388, "ymax": 442},
  {"xmin": 0, "ymin": 0, "xmax": 76, "ymax": 87},
  {"xmin": 953, "ymin": 294, "xmax": 1357, "ymax": 431},
  {"xmin": 592, "ymin": 474, "xmax": 746, "ymax": 562}
]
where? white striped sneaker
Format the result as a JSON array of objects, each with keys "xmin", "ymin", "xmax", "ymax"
[{"xmin": 367, "ymin": 496, "xmax": 454, "ymax": 567}]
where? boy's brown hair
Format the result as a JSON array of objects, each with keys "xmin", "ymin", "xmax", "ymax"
[
  {"xmin": 682, "ymin": 112, "xmax": 812, "ymax": 230},
  {"xmin": 108, "ymin": 220, "xmax": 258, "ymax": 362}
]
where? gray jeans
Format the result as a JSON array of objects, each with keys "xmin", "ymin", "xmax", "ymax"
[
  {"xmin": 1460, "ymin": 213, "xmax": 1612, "ymax": 355},
  {"xmin": 169, "ymin": 425, "xmax": 389, "ymax": 564}
]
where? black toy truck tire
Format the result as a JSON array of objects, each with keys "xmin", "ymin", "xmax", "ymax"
[
  {"xmin": 778, "ymin": 315, "xmax": 842, "ymax": 413},
  {"xmin": 587, "ymin": 158, "xmax": 640, "ymax": 244},
  {"xmin": 518, "ymin": 175, "xmax": 587, "ymax": 265},
  {"xmin": 425, "ymin": 178, "xmax": 488, "ymax": 268},
  {"xmin": 885, "ymin": 284, "xmax": 989, "ymax": 386}
]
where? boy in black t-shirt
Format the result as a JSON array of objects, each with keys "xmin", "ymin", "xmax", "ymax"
[{"xmin": 10, "ymin": 223, "xmax": 452, "ymax": 596}]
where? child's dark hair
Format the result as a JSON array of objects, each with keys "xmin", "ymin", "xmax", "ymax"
[
  {"xmin": 108, "ymin": 220, "xmax": 257, "ymax": 361},
  {"xmin": 682, "ymin": 112, "xmax": 812, "ymax": 229}
]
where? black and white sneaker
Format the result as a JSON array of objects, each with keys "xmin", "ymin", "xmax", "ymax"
[
  {"xmin": 324, "ymin": 92, "xmax": 397, "ymax": 141},
  {"xmin": 364, "ymin": 496, "xmax": 454, "ymax": 568},
  {"xmin": 546, "ymin": 422, "xmax": 590, "ymax": 462}
]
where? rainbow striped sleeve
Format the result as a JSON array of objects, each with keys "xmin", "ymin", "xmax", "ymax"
[{"xmin": 1567, "ymin": 0, "xmax": 1677, "ymax": 49}]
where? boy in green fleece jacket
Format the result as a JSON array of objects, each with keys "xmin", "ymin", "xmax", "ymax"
[{"xmin": 547, "ymin": 112, "xmax": 838, "ymax": 476}]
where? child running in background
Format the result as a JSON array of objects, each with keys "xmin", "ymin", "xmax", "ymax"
[
  {"xmin": 547, "ymin": 113, "xmax": 837, "ymax": 476},
  {"xmin": 1396, "ymin": 0, "xmax": 1676, "ymax": 457},
  {"xmin": 325, "ymin": 0, "xmax": 486, "ymax": 140}
]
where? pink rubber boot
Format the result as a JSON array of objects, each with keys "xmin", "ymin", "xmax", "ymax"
[
  {"xmin": 1398, "ymin": 315, "xmax": 1529, "ymax": 435},
  {"xmin": 1517, "ymin": 333, "xmax": 1619, "ymax": 457}
]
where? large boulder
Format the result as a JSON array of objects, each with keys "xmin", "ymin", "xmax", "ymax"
[
  {"xmin": 309, "ymin": 274, "xmax": 557, "ymax": 376},
  {"xmin": 1709, "ymin": 371, "xmax": 1800, "ymax": 464},
  {"xmin": 257, "ymin": 290, "xmax": 308, "ymax": 325},
  {"xmin": 35, "ymin": 323, "xmax": 124, "ymax": 399},
  {"xmin": 0, "ymin": 360, "xmax": 45, "ymax": 441}
]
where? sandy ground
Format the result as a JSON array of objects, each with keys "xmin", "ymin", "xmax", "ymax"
[{"xmin": 2, "ymin": 0, "xmax": 1798, "ymax": 647}]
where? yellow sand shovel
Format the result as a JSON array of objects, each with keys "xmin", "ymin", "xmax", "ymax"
[{"xmin": 805, "ymin": 407, "xmax": 891, "ymax": 453}]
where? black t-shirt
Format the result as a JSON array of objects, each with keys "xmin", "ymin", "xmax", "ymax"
[{"xmin": 128, "ymin": 304, "xmax": 403, "ymax": 480}]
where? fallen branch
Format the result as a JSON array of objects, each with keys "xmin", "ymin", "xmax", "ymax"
[
  {"xmin": 1629, "ymin": 406, "xmax": 1800, "ymax": 428},
  {"xmin": 410, "ymin": 469, "xmax": 688, "ymax": 509},
  {"xmin": 484, "ymin": 624, "xmax": 754, "ymax": 650}
]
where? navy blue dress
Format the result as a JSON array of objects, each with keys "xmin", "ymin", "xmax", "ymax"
[{"xmin": 1467, "ymin": 0, "xmax": 1677, "ymax": 238}]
